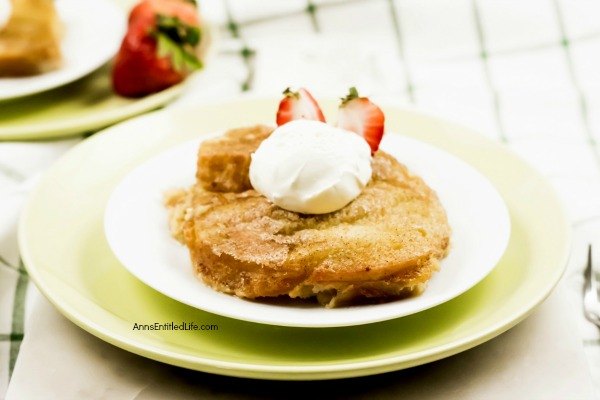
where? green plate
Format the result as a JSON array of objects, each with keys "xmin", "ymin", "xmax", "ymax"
[
  {"xmin": 18, "ymin": 99, "xmax": 570, "ymax": 380},
  {"xmin": 0, "ymin": 64, "xmax": 183, "ymax": 141}
]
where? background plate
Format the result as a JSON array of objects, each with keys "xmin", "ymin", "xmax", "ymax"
[
  {"xmin": 19, "ymin": 99, "xmax": 569, "ymax": 380},
  {"xmin": 0, "ymin": 66, "xmax": 183, "ymax": 141},
  {"xmin": 0, "ymin": 0, "xmax": 125, "ymax": 101},
  {"xmin": 104, "ymin": 133, "xmax": 510, "ymax": 327},
  {"xmin": 0, "ymin": 16, "xmax": 214, "ymax": 141}
]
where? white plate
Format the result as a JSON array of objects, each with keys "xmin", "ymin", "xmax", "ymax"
[
  {"xmin": 0, "ymin": 0, "xmax": 125, "ymax": 101},
  {"xmin": 104, "ymin": 132, "xmax": 511, "ymax": 328}
]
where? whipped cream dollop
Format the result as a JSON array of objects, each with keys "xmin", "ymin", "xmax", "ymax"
[{"xmin": 249, "ymin": 120, "xmax": 372, "ymax": 214}]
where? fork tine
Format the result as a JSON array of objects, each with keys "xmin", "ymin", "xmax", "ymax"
[
  {"xmin": 584, "ymin": 244, "xmax": 592, "ymax": 292},
  {"xmin": 589, "ymin": 245, "xmax": 600, "ymax": 300},
  {"xmin": 582, "ymin": 244, "xmax": 600, "ymax": 327}
]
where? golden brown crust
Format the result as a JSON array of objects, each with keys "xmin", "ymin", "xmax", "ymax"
[
  {"xmin": 196, "ymin": 125, "xmax": 272, "ymax": 192},
  {"xmin": 166, "ymin": 125, "xmax": 451, "ymax": 307},
  {"xmin": 0, "ymin": 0, "xmax": 62, "ymax": 76}
]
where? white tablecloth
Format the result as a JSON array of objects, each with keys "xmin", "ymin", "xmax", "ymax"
[{"xmin": 5, "ymin": 284, "xmax": 595, "ymax": 399}]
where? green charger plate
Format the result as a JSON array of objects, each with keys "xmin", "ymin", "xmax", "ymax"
[
  {"xmin": 18, "ymin": 99, "xmax": 570, "ymax": 380},
  {"xmin": 0, "ymin": 64, "xmax": 183, "ymax": 141}
]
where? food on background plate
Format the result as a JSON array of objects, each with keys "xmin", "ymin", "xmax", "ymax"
[
  {"xmin": 0, "ymin": 0, "xmax": 62, "ymax": 76},
  {"xmin": 165, "ymin": 88, "xmax": 451, "ymax": 307},
  {"xmin": 112, "ymin": 0, "xmax": 204, "ymax": 98}
]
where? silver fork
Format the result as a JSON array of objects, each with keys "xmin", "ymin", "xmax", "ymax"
[{"xmin": 583, "ymin": 245, "xmax": 600, "ymax": 327}]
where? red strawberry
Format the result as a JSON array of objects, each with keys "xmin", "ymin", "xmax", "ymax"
[
  {"xmin": 337, "ymin": 87, "xmax": 385, "ymax": 153},
  {"xmin": 113, "ymin": 3, "xmax": 202, "ymax": 98},
  {"xmin": 276, "ymin": 87, "xmax": 326, "ymax": 126},
  {"xmin": 129, "ymin": 0, "xmax": 198, "ymax": 28}
]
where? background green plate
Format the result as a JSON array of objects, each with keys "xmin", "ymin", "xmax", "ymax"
[
  {"xmin": 18, "ymin": 99, "xmax": 570, "ymax": 380},
  {"xmin": 0, "ymin": 65, "xmax": 183, "ymax": 141}
]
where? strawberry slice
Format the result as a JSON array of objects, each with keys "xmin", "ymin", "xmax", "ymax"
[
  {"xmin": 112, "ymin": 2, "xmax": 202, "ymax": 98},
  {"xmin": 337, "ymin": 87, "xmax": 385, "ymax": 154},
  {"xmin": 276, "ymin": 87, "xmax": 326, "ymax": 126}
]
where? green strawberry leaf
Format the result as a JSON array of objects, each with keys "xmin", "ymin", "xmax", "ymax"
[
  {"xmin": 282, "ymin": 87, "xmax": 299, "ymax": 99},
  {"xmin": 340, "ymin": 87, "xmax": 360, "ymax": 105},
  {"xmin": 156, "ymin": 15, "xmax": 201, "ymax": 46},
  {"xmin": 152, "ymin": 15, "xmax": 203, "ymax": 74},
  {"xmin": 156, "ymin": 32, "xmax": 202, "ymax": 73}
]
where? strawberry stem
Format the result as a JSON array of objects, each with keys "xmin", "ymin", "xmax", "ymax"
[
  {"xmin": 282, "ymin": 87, "xmax": 299, "ymax": 99},
  {"xmin": 340, "ymin": 87, "xmax": 360, "ymax": 105}
]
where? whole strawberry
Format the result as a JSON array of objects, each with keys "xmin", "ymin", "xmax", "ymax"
[
  {"xmin": 129, "ymin": 0, "xmax": 198, "ymax": 27},
  {"xmin": 112, "ymin": 0, "xmax": 202, "ymax": 98}
]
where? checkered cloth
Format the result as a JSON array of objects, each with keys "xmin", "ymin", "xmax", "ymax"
[{"xmin": 2, "ymin": 0, "xmax": 600, "ymax": 395}]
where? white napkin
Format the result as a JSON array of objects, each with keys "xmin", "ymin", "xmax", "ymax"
[{"xmin": 6, "ymin": 283, "xmax": 596, "ymax": 400}]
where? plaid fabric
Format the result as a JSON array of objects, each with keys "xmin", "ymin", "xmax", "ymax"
[{"xmin": 2, "ymin": 0, "xmax": 600, "ymax": 395}]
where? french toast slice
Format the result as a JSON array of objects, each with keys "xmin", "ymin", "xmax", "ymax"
[
  {"xmin": 196, "ymin": 125, "xmax": 272, "ymax": 192},
  {"xmin": 166, "ymin": 126, "xmax": 451, "ymax": 307},
  {"xmin": 0, "ymin": 0, "xmax": 62, "ymax": 76}
]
